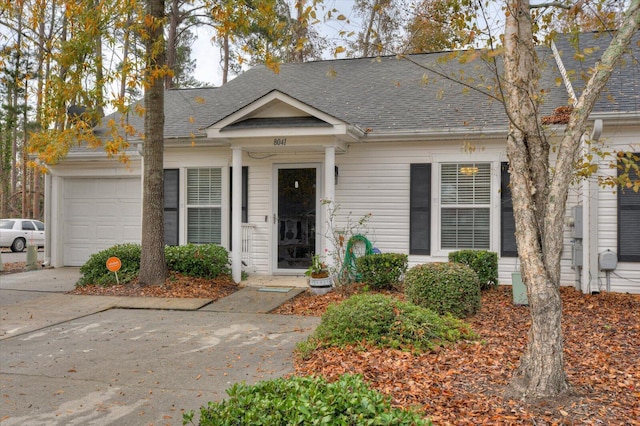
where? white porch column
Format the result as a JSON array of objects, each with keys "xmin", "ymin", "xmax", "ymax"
[
  {"xmin": 323, "ymin": 146, "xmax": 336, "ymax": 262},
  {"xmin": 231, "ymin": 147, "xmax": 243, "ymax": 283},
  {"xmin": 43, "ymin": 172, "xmax": 52, "ymax": 267}
]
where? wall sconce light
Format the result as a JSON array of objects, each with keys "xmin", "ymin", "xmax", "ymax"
[
  {"xmin": 335, "ymin": 166, "xmax": 339, "ymax": 185},
  {"xmin": 460, "ymin": 166, "xmax": 479, "ymax": 176}
]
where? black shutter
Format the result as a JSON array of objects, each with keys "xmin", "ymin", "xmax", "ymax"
[
  {"xmin": 410, "ymin": 163, "xmax": 431, "ymax": 255},
  {"xmin": 618, "ymin": 154, "xmax": 640, "ymax": 262},
  {"xmin": 164, "ymin": 169, "xmax": 179, "ymax": 246},
  {"xmin": 229, "ymin": 166, "xmax": 249, "ymax": 250},
  {"xmin": 242, "ymin": 166, "xmax": 248, "ymax": 223},
  {"xmin": 501, "ymin": 162, "xmax": 518, "ymax": 257}
]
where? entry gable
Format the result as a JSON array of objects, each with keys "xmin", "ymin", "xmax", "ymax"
[{"xmin": 205, "ymin": 90, "xmax": 364, "ymax": 143}]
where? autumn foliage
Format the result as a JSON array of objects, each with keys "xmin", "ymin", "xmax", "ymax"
[{"xmin": 281, "ymin": 286, "xmax": 640, "ymax": 424}]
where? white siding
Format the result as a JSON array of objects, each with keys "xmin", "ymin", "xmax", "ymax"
[
  {"xmin": 591, "ymin": 125, "xmax": 640, "ymax": 293},
  {"xmin": 161, "ymin": 127, "xmax": 639, "ymax": 294}
]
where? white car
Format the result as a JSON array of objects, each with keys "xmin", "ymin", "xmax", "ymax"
[{"xmin": 0, "ymin": 219, "xmax": 45, "ymax": 252}]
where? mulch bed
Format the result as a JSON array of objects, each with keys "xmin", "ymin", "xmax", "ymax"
[
  {"xmin": 279, "ymin": 285, "xmax": 640, "ymax": 425},
  {"xmin": 5, "ymin": 261, "xmax": 639, "ymax": 424},
  {"xmin": 68, "ymin": 272, "xmax": 239, "ymax": 300}
]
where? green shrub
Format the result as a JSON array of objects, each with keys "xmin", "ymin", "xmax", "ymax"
[
  {"xmin": 448, "ymin": 250, "xmax": 498, "ymax": 290},
  {"xmin": 356, "ymin": 252, "xmax": 408, "ymax": 290},
  {"xmin": 77, "ymin": 243, "xmax": 142, "ymax": 286},
  {"xmin": 404, "ymin": 262, "xmax": 481, "ymax": 318},
  {"xmin": 183, "ymin": 374, "xmax": 431, "ymax": 426},
  {"xmin": 165, "ymin": 244, "xmax": 229, "ymax": 278},
  {"xmin": 301, "ymin": 293, "xmax": 476, "ymax": 354},
  {"xmin": 77, "ymin": 243, "xmax": 230, "ymax": 287}
]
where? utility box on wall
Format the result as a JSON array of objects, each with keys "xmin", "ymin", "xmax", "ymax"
[
  {"xmin": 571, "ymin": 205, "xmax": 583, "ymax": 239},
  {"xmin": 511, "ymin": 273, "xmax": 529, "ymax": 305},
  {"xmin": 599, "ymin": 250, "xmax": 618, "ymax": 271}
]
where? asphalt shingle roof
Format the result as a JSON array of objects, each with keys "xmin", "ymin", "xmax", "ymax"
[
  {"xmin": 552, "ymin": 31, "xmax": 640, "ymax": 113},
  {"xmin": 98, "ymin": 31, "xmax": 638, "ymax": 143}
]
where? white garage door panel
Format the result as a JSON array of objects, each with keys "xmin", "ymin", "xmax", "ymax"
[{"xmin": 63, "ymin": 177, "xmax": 142, "ymax": 266}]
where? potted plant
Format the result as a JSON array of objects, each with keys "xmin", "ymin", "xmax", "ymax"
[{"xmin": 305, "ymin": 254, "xmax": 332, "ymax": 295}]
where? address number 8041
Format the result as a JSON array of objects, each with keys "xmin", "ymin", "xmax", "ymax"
[{"xmin": 273, "ymin": 138, "xmax": 287, "ymax": 146}]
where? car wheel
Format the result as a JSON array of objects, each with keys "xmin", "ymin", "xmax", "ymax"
[{"xmin": 11, "ymin": 238, "xmax": 26, "ymax": 252}]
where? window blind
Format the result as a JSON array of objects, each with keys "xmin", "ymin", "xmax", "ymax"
[
  {"xmin": 618, "ymin": 154, "xmax": 640, "ymax": 262},
  {"xmin": 440, "ymin": 162, "xmax": 491, "ymax": 250}
]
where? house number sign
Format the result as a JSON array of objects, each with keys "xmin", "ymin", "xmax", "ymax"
[{"xmin": 273, "ymin": 138, "xmax": 287, "ymax": 146}]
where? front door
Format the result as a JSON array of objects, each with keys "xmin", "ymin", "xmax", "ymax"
[{"xmin": 275, "ymin": 165, "xmax": 319, "ymax": 273}]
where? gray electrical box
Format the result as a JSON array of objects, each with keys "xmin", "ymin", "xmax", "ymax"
[
  {"xmin": 571, "ymin": 206, "xmax": 583, "ymax": 239},
  {"xmin": 572, "ymin": 241, "xmax": 583, "ymax": 267},
  {"xmin": 599, "ymin": 250, "xmax": 618, "ymax": 271}
]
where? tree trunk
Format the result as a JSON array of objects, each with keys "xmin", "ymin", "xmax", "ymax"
[
  {"xmin": 138, "ymin": 0, "xmax": 168, "ymax": 286},
  {"xmin": 503, "ymin": 0, "xmax": 640, "ymax": 399},
  {"xmin": 165, "ymin": 0, "xmax": 179, "ymax": 90},
  {"xmin": 120, "ymin": 11, "xmax": 132, "ymax": 99},
  {"xmin": 294, "ymin": 0, "xmax": 305, "ymax": 62},
  {"xmin": 222, "ymin": 33, "xmax": 229, "ymax": 84}
]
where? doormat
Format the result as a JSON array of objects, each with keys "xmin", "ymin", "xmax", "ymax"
[{"xmin": 258, "ymin": 287, "xmax": 292, "ymax": 293}]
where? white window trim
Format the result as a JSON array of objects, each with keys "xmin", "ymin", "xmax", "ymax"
[
  {"xmin": 431, "ymin": 156, "xmax": 501, "ymax": 257},
  {"xmin": 182, "ymin": 166, "xmax": 229, "ymax": 248}
]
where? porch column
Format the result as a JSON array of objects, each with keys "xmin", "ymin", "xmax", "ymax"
[
  {"xmin": 231, "ymin": 147, "xmax": 243, "ymax": 283},
  {"xmin": 43, "ymin": 172, "xmax": 52, "ymax": 267},
  {"xmin": 324, "ymin": 146, "xmax": 336, "ymax": 262}
]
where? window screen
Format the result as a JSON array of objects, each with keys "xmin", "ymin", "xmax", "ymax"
[
  {"xmin": 440, "ymin": 163, "xmax": 491, "ymax": 249},
  {"xmin": 187, "ymin": 168, "xmax": 222, "ymax": 244}
]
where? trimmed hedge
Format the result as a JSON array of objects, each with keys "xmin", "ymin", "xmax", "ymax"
[
  {"xmin": 183, "ymin": 374, "xmax": 431, "ymax": 425},
  {"xmin": 448, "ymin": 249, "xmax": 498, "ymax": 290},
  {"xmin": 300, "ymin": 293, "xmax": 476, "ymax": 354},
  {"xmin": 404, "ymin": 262, "xmax": 481, "ymax": 318},
  {"xmin": 77, "ymin": 243, "xmax": 142, "ymax": 286},
  {"xmin": 165, "ymin": 244, "xmax": 229, "ymax": 278},
  {"xmin": 356, "ymin": 252, "xmax": 408, "ymax": 290},
  {"xmin": 76, "ymin": 243, "xmax": 229, "ymax": 287}
]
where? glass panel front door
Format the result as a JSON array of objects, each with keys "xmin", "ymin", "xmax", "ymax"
[{"xmin": 277, "ymin": 167, "xmax": 316, "ymax": 270}]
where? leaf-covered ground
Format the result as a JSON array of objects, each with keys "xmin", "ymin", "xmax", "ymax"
[
  {"xmin": 68, "ymin": 272, "xmax": 239, "ymax": 300},
  {"xmin": 276, "ymin": 285, "xmax": 640, "ymax": 425},
  {"xmin": 6, "ymin": 260, "xmax": 639, "ymax": 424}
]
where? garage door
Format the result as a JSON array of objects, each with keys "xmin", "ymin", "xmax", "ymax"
[{"xmin": 63, "ymin": 177, "xmax": 142, "ymax": 266}]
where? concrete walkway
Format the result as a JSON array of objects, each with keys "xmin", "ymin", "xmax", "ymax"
[{"xmin": 0, "ymin": 268, "xmax": 319, "ymax": 425}]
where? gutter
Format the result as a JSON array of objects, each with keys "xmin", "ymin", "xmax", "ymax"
[
  {"xmin": 361, "ymin": 126, "xmax": 510, "ymax": 143},
  {"xmin": 588, "ymin": 111, "xmax": 640, "ymax": 125}
]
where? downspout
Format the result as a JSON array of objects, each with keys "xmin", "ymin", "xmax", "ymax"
[{"xmin": 585, "ymin": 120, "xmax": 603, "ymax": 294}]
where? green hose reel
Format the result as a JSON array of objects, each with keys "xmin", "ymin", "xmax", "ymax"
[{"xmin": 341, "ymin": 234, "xmax": 374, "ymax": 282}]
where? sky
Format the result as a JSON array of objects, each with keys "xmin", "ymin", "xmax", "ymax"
[{"xmin": 190, "ymin": 0, "xmax": 359, "ymax": 87}]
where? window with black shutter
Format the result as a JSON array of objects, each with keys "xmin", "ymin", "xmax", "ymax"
[
  {"xmin": 230, "ymin": 166, "xmax": 249, "ymax": 223},
  {"xmin": 164, "ymin": 169, "xmax": 179, "ymax": 246},
  {"xmin": 501, "ymin": 162, "xmax": 518, "ymax": 257},
  {"xmin": 410, "ymin": 163, "xmax": 431, "ymax": 255},
  {"xmin": 618, "ymin": 153, "xmax": 640, "ymax": 262}
]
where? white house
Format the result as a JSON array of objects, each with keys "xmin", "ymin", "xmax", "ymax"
[{"xmin": 44, "ymin": 31, "xmax": 640, "ymax": 293}]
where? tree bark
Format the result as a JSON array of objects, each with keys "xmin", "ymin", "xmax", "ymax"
[
  {"xmin": 138, "ymin": 0, "xmax": 168, "ymax": 286},
  {"xmin": 165, "ymin": 0, "xmax": 179, "ymax": 89},
  {"xmin": 503, "ymin": 0, "xmax": 640, "ymax": 399},
  {"xmin": 222, "ymin": 33, "xmax": 229, "ymax": 84}
]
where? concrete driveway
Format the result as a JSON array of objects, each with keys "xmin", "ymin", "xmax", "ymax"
[{"xmin": 0, "ymin": 268, "xmax": 319, "ymax": 425}]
